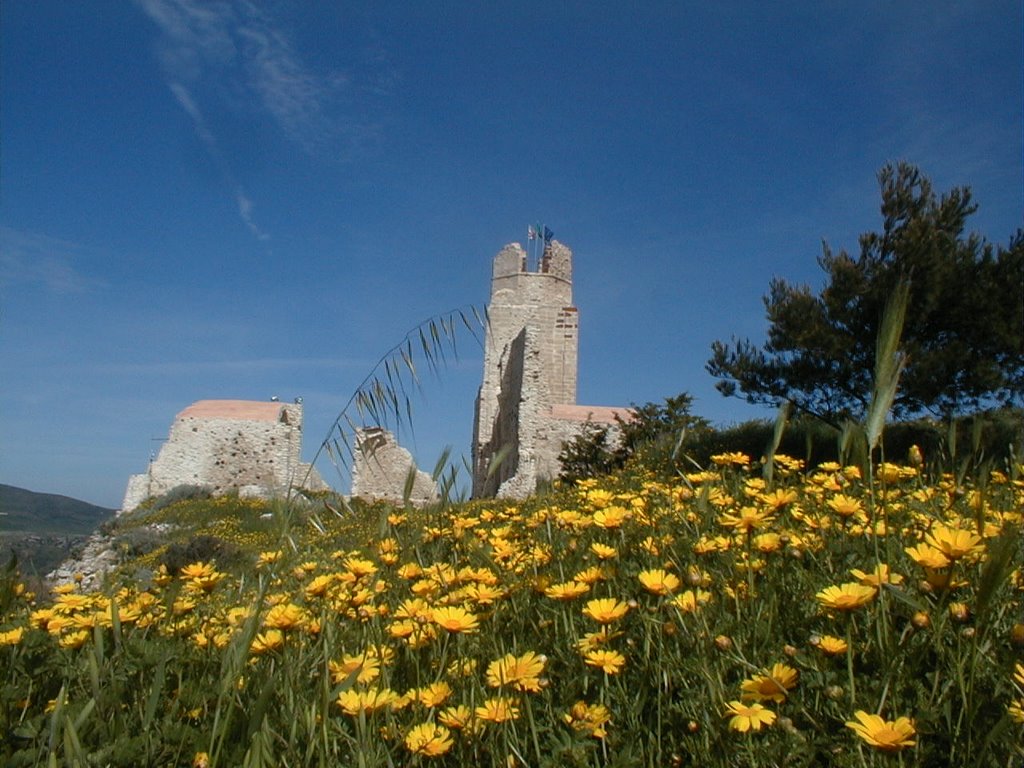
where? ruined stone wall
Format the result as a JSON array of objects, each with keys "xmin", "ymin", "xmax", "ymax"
[
  {"xmin": 121, "ymin": 400, "xmax": 325, "ymax": 512},
  {"xmin": 350, "ymin": 428, "xmax": 438, "ymax": 505},
  {"xmin": 491, "ymin": 324, "xmax": 552, "ymax": 497},
  {"xmin": 491, "ymin": 333, "xmax": 631, "ymax": 497},
  {"xmin": 476, "ymin": 329, "xmax": 528, "ymax": 497}
]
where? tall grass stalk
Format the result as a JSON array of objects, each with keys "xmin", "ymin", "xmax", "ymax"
[{"xmin": 304, "ymin": 307, "xmax": 484, "ymax": 500}]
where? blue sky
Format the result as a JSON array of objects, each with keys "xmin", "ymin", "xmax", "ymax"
[{"xmin": 1, "ymin": 1, "xmax": 1020, "ymax": 509}]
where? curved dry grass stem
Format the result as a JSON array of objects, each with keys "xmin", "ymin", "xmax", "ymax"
[{"xmin": 300, "ymin": 306, "xmax": 486, "ymax": 494}]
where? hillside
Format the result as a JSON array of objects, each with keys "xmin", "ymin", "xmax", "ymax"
[
  {"xmin": 0, "ymin": 484, "xmax": 114, "ymax": 535},
  {"xmin": 4, "ymin": 457, "xmax": 1017, "ymax": 766}
]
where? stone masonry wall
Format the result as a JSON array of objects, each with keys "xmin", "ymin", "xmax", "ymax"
[
  {"xmin": 473, "ymin": 238, "xmax": 627, "ymax": 498},
  {"xmin": 473, "ymin": 241, "xmax": 579, "ymax": 496},
  {"xmin": 121, "ymin": 399, "xmax": 325, "ymax": 512},
  {"xmin": 350, "ymin": 428, "xmax": 438, "ymax": 505}
]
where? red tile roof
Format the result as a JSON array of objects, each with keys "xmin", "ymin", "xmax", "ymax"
[
  {"xmin": 547, "ymin": 404, "xmax": 634, "ymax": 424},
  {"xmin": 176, "ymin": 400, "xmax": 286, "ymax": 422}
]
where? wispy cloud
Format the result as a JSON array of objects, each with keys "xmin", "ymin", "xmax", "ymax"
[
  {"xmin": 135, "ymin": 1, "xmax": 396, "ymax": 240},
  {"xmin": 234, "ymin": 189, "xmax": 269, "ymax": 241},
  {"xmin": 234, "ymin": 0, "xmax": 349, "ymax": 152},
  {"xmin": 167, "ymin": 80, "xmax": 218, "ymax": 150},
  {"xmin": 0, "ymin": 227, "xmax": 106, "ymax": 294},
  {"xmin": 136, "ymin": 0, "xmax": 365, "ymax": 148},
  {"xmin": 135, "ymin": 0, "xmax": 351, "ymax": 241},
  {"xmin": 165, "ymin": 79, "xmax": 270, "ymax": 241}
]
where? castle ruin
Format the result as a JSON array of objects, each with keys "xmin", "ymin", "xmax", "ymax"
[
  {"xmin": 120, "ymin": 235, "xmax": 627, "ymax": 509},
  {"xmin": 121, "ymin": 399, "xmax": 326, "ymax": 512},
  {"xmin": 472, "ymin": 238, "xmax": 631, "ymax": 497},
  {"xmin": 350, "ymin": 427, "xmax": 438, "ymax": 505}
]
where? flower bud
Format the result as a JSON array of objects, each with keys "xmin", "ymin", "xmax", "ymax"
[
  {"xmin": 911, "ymin": 611, "xmax": 931, "ymax": 629},
  {"xmin": 714, "ymin": 634, "xmax": 733, "ymax": 651},
  {"xmin": 908, "ymin": 445, "xmax": 923, "ymax": 467},
  {"xmin": 824, "ymin": 685, "xmax": 844, "ymax": 700},
  {"xmin": 1011, "ymin": 623, "xmax": 1024, "ymax": 646},
  {"xmin": 949, "ymin": 602, "xmax": 970, "ymax": 623}
]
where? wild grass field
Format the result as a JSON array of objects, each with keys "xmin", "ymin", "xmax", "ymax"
[{"xmin": 1, "ymin": 450, "xmax": 1021, "ymax": 767}]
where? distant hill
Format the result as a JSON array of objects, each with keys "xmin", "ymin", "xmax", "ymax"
[{"xmin": 0, "ymin": 484, "xmax": 114, "ymax": 536}]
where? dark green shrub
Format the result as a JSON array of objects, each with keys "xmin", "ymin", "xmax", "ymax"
[
  {"xmin": 113, "ymin": 527, "xmax": 166, "ymax": 560},
  {"xmin": 159, "ymin": 534, "xmax": 236, "ymax": 574},
  {"xmin": 148, "ymin": 484, "xmax": 213, "ymax": 512},
  {"xmin": 558, "ymin": 393, "xmax": 711, "ymax": 483},
  {"xmin": 557, "ymin": 423, "xmax": 621, "ymax": 485}
]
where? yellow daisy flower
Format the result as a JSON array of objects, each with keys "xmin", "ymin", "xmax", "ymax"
[
  {"xmin": 905, "ymin": 543, "xmax": 952, "ymax": 569},
  {"xmin": 740, "ymin": 663, "xmax": 798, "ymax": 703},
  {"xmin": 845, "ymin": 711, "xmax": 916, "ymax": 752},
  {"xmin": 827, "ymin": 494, "xmax": 864, "ymax": 519},
  {"xmin": 719, "ymin": 506, "xmax": 775, "ymax": 533},
  {"xmin": 438, "ymin": 704, "xmax": 474, "ymax": 730},
  {"xmin": 582, "ymin": 597, "xmax": 630, "ymax": 624},
  {"xmin": 759, "ymin": 488, "xmax": 799, "ymax": 511},
  {"xmin": 712, "ymin": 452, "xmax": 751, "ymax": 467},
  {"xmin": 1008, "ymin": 700, "xmax": 1024, "ymax": 725},
  {"xmin": 814, "ymin": 635, "xmax": 849, "ymax": 655},
  {"xmin": 638, "ymin": 568, "xmax": 681, "ymax": 596},
  {"xmin": 850, "ymin": 564, "xmax": 904, "ymax": 587},
  {"xmin": 564, "ymin": 701, "xmax": 611, "ymax": 739},
  {"xmin": 415, "ymin": 682, "xmax": 453, "ymax": 709},
  {"xmin": 336, "ymin": 687, "xmax": 400, "ymax": 716},
  {"xmin": 250, "ymin": 629, "xmax": 284, "ymax": 655},
  {"xmin": 816, "ymin": 583, "xmax": 877, "ymax": 611},
  {"xmin": 593, "ymin": 506, "xmax": 630, "ymax": 529},
  {"xmin": 404, "ymin": 723, "xmax": 453, "ymax": 757},
  {"xmin": 723, "ymin": 701, "xmax": 776, "ymax": 732},
  {"xmin": 262, "ymin": 603, "xmax": 307, "ymax": 631},
  {"xmin": 584, "ymin": 649, "xmax": 626, "ymax": 675},
  {"xmin": 329, "ymin": 652, "xmax": 381, "ymax": 686},
  {"xmin": 924, "ymin": 524, "xmax": 985, "ymax": 561},
  {"xmin": 544, "ymin": 580, "xmax": 591, "ymax": 600},
  {"xmin": 486, "ymin": 651, "xmax": 547, "ymax": 692},
  {"xmin": 0, "ymin": 627, "xmax": 25, "ymax": 646},
  {"xmin": 474, "ymin": 696, "xmax": 520, "ymax": 723},
  {"xmin": 432, "ymin": 606, "xmax": 479, "ymax": 633},
  {"xmin": 574, "ymin": 566, "xmax": 607, "ymax": 584},
  {"xmin": 670, "ymin": 589, "xmax": 712, "ymax": 613}
]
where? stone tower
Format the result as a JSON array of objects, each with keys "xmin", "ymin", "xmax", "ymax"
[{"xmin": 472, "ymin": 239, "xmax": 581, "ymax": 497}]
